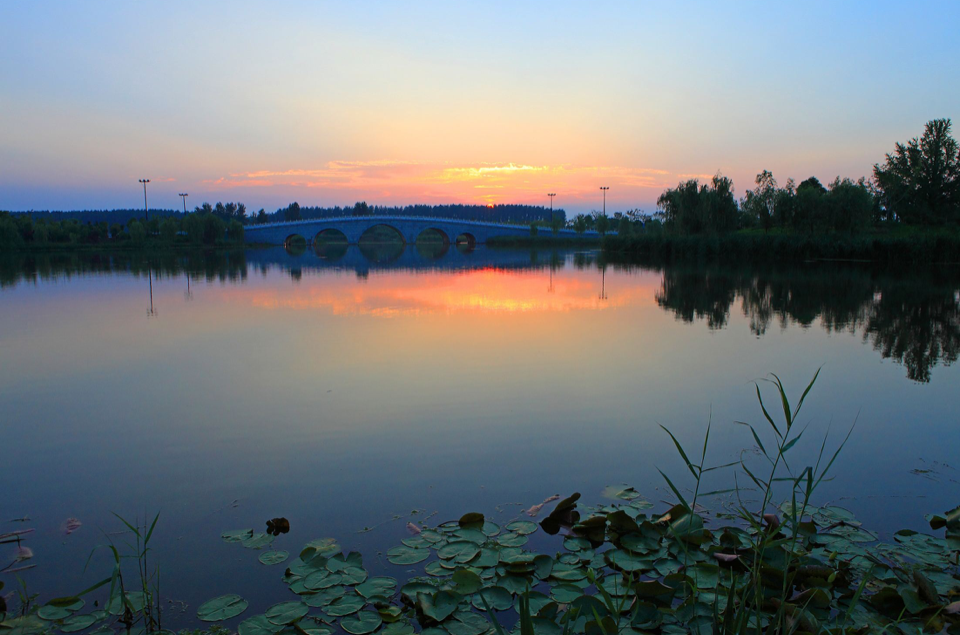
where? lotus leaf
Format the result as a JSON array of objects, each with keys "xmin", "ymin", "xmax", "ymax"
[
  {"xmin": 417, "ymin": 591, "xmax": 460, "ymax": 623},
  {"xmin": 356, "ymin": 577, "xmax": 397, "ymax": 599},
  {"xmin": 239, "ymin": 615, "xmax": 281, "ymax": 635},
  {"xmin": 325, "ymin": 594, "xmax": 365, "ymax": 617},
  {"xmin": 265, "ymin": 602, "xmax": 308, "ymax": 626},
  {"xmin": 340, "ymin": 610, "xmax": 382, "ymax": 635},
  {"xmin": 259, "ymin": 551, "xmax": 289, "ymax": 566},
  {"xmin": 303, "ymin": 586, "xmax": 346, "ymax": 607},
  {"xmin": 472, "ymin": 586, "xmax": 513, "ymax": 612},
  {"xmin": 387, "ymin": 546, "xmax": 430, "ymax": 565},
  {"xmin": 198, "ymin": 595, "xmax": 249, "ymax": 622},
  {"xmin": 222, "ymin": 529, "xmax": 253, "ymax": 543}
]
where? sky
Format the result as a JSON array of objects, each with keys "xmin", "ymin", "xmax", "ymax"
[{"xmin": 1, "ymin": 1, "xmax": 958, "ymax": 214}]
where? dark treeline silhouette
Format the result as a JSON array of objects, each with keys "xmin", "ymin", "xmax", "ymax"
[
  {"xmin": 650, "ymin": 261, "xmax": 960, "ymax": 383},
  {"xmin": 265, "ymin": 201, "xmax": 567, "ymax": 225},
  {"xmin": 0, "ymin": 202, "xmax": 249, "ymax": 250},
  {"xmin": 607, "ymin": 119, "xmax": 960, "ymax": 260}
]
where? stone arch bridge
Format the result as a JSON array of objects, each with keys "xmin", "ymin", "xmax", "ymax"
[{"xmin": 243, "ymin": 216, "xmax": 600, "ymax": 247}]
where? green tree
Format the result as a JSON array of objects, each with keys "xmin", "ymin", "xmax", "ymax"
[
  {"xmin": 284, "ymin": 202, "xmax": 302, "ymax": 222},
  {"xmin": 550, "ymin": 214, "xmax": 562, "ymax": 236},
  {"xmin": 617, "ymin": 215, "xmax": 632, "ymax": 236},
  {"xmin": 825, "ymin": 177, "xmax": 874, "ymax": 233},
  {"xmin": 256, "ymin": 209, "xmax": 268, "ymax": 224},
  {"xmin": 128, "ymin": 219, "xmax": 147, "ymax": 244},
  {"xmin": 353, "ymin": 201, "xmax": 371, "ymax": 216},
  {"xmin": 595, "ymin": 212, "xmax": 609, "ymax": 236},
  {"xmin": 160, "ymin": 218, "xmax": 178, "ymax": 243},
  {"xmin": 658, "ymin": 173, "xmax": 738, "ymax": 234},
  {"xmin": 874, "ymin": 118, "xmax": 960, "ymax": 225},
  {"xmin": 228, "ymin": 219, "xmax": 244, "ymax": 243},
  {"xmin": 0, "ymin": 212, "xmax": 25, "ymax": 249},
  {"xmin": 572, "ymin": 214, "xmax": 588, "ymax": 234},
  {"xmin": 529, "ymin": 223, "xmax": 539, "ymax": 237}
]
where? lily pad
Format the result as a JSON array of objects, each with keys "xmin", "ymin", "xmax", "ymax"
[
  {"xmin": 303, "ymin": 586, "xmax": 346, "ymax": 607},
  {"xmin": 222, "ymin": 529, "xmax": 254, "ymax": 543},
  {"xmin": 550, "ymin": 584, "xmax": 582, "ymax": 604},
  {"xmin": 340, "ymin": 611, "xmax": 382, "ymax": 635},
  {"xmin": 417, "ymin": 591, "xmax": 460, "ymax": 623},
  {"xmin": 387, "ymin": 546, "xmax": 430, "ymax": 565},
  {"xmin": 325, "ymin": 594, "xmax": 365, "ymax": 617},
  {"xmin": 242, "ymin": 532, "xmax": 275, "ymax": 550},
  {"xmin": 497, "ymin": 533, "xmax": 528, "ymax": 548},
  {"xmin": 198, "ymin": 594, "xmax": 249, "ymax": 622},
  {"xmin": 265, "ymin": 602, "xmax": 308, "ymax": 626},
  {"xmin": 239, "ymin": 615, "xmax": 281, "ymax": 635},
  {"xmin": 472, "ymin": 586, "xmax": 513, "ymax": 612},
  {"xmin": 327, "ymin": 552, "xmax": 363, "ymax": 572},
  {"xmin": 259, "ymin": 551, "xmax": 289, "ymax": 566},
  {"xmin": 439, "ymin": 541, "xmax": 480, "ymax": 562},
  {"xmin": 61, "ymin": 615, "xmax": 99, "ymax": 633},
  {"xmin": 506, "ymin": 521, "xmax": 538, "ymax": 536},
  {"xmin": 339, "ymin": 566, "xmax": 368, "ymax": 585},
  {"xmin": 356, "ymin": 577, "xmax": 397, "ymax": 599}
]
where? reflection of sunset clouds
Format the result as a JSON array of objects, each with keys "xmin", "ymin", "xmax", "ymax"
[{"xmin": 224, "ymin": 268, "xmax": 656, "ymax": 317}]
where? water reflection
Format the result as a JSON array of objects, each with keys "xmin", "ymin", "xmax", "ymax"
[
  {"xmin": 654, "ymin": 263, "xmax": 960, "ymax": 383},
  {"xmin": 1, "ymin": 248, "xmax": 957, "ymax": 382}
]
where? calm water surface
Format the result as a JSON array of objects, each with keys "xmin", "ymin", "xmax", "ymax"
[{"xmin": 2, "ymin": 247, "xmax": 958, "ymax": 625}]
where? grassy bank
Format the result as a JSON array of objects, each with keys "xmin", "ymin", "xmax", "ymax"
[{"xmin": 603, "ymin": 227, "xmax": 960, "ymax": 264}]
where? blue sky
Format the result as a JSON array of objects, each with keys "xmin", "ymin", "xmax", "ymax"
[{"xmin": 1, "ymin": 1, "xmax": 958, "ymax": 213}]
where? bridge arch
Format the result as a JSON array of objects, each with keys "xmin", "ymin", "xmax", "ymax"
[
  {"xmin": 313, "ymin": 227, "xmax": 348, "ymax": 245},
  {"xmin": 284, "ymin": 233, "xmax": 308, "ymax": 255},
  {"xmin": 358, "ymin": 223, "xmax": 406, "ymax": 245},
  {"xmin": 455, "ymin": 232, "xmax": 477, "ymax": 250},
  {"xmin": 416, "ymin": 227, "xmax": 450, "ymax": 245}
]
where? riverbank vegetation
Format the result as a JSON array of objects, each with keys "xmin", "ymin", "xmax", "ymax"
[
  {"xmin": 605, "ymin": 119, "xmax": 960, "ymax": 263},
  {"xmin": 0, "ymin": 209, "xmax": 246, "ymax": 251},
  {"xmin": 4, "ymin": 375, "xmax": 958, "ymax": 635}
]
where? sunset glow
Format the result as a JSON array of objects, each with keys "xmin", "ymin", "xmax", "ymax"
[{"xmin": 2, "ymin": 2, "xmax": 958, "ymax": 213}]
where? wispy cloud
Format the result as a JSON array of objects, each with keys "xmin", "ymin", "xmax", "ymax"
[{"xmin": 205, "ymin": 160, "xmax": 682, "ymax": 208}]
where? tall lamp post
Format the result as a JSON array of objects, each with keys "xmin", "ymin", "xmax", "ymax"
[
  {"xmin": 547, "ymin": 192, "xmax": 556, "ymax": 222},
  {"xmin": 600, "ymin": 186, "xmax": 610, "ymax": 215},
  {"xmin": 179, "ymin": 192, "xmax": 189, "ymax": 213},
  {"xmin": 139, "ymin": 179, "xmax": 151, "ymax": 221}
]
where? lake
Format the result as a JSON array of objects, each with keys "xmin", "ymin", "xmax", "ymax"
[{"xmin": 2, "ymin": 246, "xmax": 958, "ymax": 627}]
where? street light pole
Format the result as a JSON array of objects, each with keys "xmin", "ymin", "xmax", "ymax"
[
  {"xmin": 179, "ymin": 192, "xmax": 189, "ymax": 213},
  {"xmin": 139, "ymin": 179, "xmax": 151, "ymax": 222},
  {"xmin": 547, "ymin": 192, "xmax": 556, "ymax": 224},
  {"xmin": 600, "ymin": 186, "xmax": 609, "ymax": 215}
]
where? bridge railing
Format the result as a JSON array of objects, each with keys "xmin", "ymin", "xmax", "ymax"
[{"xmin": 243, "ymin": 215, "xmax": 601, "ymax": 234}]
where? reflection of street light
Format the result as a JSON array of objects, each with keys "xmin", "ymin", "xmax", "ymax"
[
  {"xmin": 139, "ymin": 179, "xmax": 151, "ymax": 221},
  {"xmin": 179, "ymin": 192, "xmax": 189, "ymax": 213},
  {"xmin": 600, "ymin": 186, "xmax": 609, "ymax": 215},
  {"xmin": 147, "ymin": 270, "xmax": 158, "ymax": 317},
  {"xmin": 598, "ymin": 265, "xmax": 607, "ymax": 301},
  {"xmin": 184, "ymin": 275, "xmax": 193, "ymax": 302}
]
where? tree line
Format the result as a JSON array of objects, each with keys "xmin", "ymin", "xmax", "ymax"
[
  {"xmin": 647, "ymin": 118, "xmax": 960, "ymax": 235},
  {"xmin": 0, "ymin": 205, "xmax": 247, "ymax": 250}
]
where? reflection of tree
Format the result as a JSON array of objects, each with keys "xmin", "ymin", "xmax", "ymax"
[
  {"xmin": 863, "ymin": 283, "xmax": 960, "ymax": 383},
  {"xmin": 656, "ymin": 269, "xmax": 737, "ymax": 329},
  {"xmin": 0, "ymin": 250, "xmax": 248, "ymax": 288},
  {"xmin": 653, "ymin": 262, "xmax": 960, "ymax": 382}
]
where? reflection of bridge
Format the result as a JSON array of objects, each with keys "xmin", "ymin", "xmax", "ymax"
[{"xmin": 243, "ymin": 215, "xmax": 602, "ymax": 246}]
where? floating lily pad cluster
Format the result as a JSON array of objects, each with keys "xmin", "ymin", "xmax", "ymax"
[{"xmin": 6, "ymin": 494, "xmax": 960, "ymax": 635}]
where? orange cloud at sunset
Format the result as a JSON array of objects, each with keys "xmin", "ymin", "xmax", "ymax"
[{"xmin": 204, "ymin": 161, "xmax": 678, "ymax": 210}]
